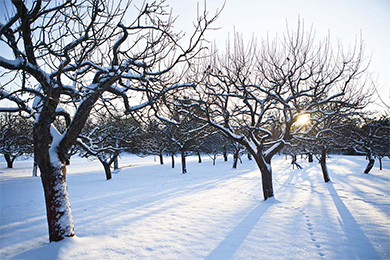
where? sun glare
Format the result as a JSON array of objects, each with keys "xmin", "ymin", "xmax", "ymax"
[{"xmin": 297, "ymin": 114, "xmax": 310, "ymax": 125}]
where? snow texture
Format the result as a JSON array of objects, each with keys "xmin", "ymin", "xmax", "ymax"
[{"xmin": 0, "ymin": 154, "xmax": 389, "ymax": 259}]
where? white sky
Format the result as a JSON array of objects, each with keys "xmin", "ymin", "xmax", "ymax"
[
  {"xmin": 169, "ymin": 0, "xmax": 390, "ymax": 114},
  {"xmin": 0, "ymin": 0, "xmax": 389, "ymax": 114}
]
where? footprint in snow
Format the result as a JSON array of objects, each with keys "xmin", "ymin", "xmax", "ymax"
[{"xmin": 297, "ymin": 208, "xmax": 325, "ymax": 258}]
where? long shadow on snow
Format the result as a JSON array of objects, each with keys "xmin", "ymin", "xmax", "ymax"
[
  {"xmin": 205, "ymin": 198, "xmax": 278, "ymax": 260},
  {"xmin": 326, "ymin": 182, "xmax": 380, "ymax": 259},
  {"xmin": 71, "ymin": 174, "xmax": 242, "ymax": 237}
]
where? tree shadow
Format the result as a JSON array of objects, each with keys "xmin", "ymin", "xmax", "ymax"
[
  {"xmin": 326, "ymin": 182, "xmax": 380, "ymax": 259},
  {"xmin": 10, "ymin": 240, "xmax": 62, "ymax": 260},
  {"xmin": 205, "ymin": 198, "xmax": 278, "ymax": 260}
]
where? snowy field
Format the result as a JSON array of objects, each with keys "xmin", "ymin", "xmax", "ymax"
[{"xmin": 0, "ymin": 154, "xmax": 389, "ymax": 259}]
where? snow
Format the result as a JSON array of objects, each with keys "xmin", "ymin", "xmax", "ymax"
[
  {"xmin": 0, "ymin": 154, "xmax": 389, "ymax": 259},
  {"xmin": 49, "ymin": 126, "xmax": 63, "ymax": 166}
]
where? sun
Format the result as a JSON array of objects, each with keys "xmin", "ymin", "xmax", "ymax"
[{"xmin": 297, "ymin": 114, "xmax": 310, "ymax": 125}]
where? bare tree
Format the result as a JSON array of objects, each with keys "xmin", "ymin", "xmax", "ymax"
[
  {"xmin": 0, "ymin": 113, "xmax": 33, "ymax": 168},
  {"xmin": 344, "ymin": 115, "xmax": 390, "ymax": 173},
  {"xmin": 186, "ymin": 23, "xmax": 371, "ymax": 200},
  {"xmin": 0, "ymin": 0, "xmax": 218, "ymax": 241}
]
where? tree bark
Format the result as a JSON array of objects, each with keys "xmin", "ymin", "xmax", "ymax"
[
  {"xmin": 32, "ymin": 160, "xmax": 38, "ymax": 177},
  {"xmin": 171, "ymin": 153, "xmax": 175, "ymax": 168},
  {"xmin": 254, "ymin": 154, "xmax": 274, "ymax": 200},
  {"xmin": 320, "ymin": 146, "xmax": 330, "ymax": 182},
  {"xmin": 364, "ymin": 158, "xmax": 375, "ymax": 174},
  {"xmin": 308, "ymin": 153, "xmax": 313, "ymax": 163},
  {"xmin": 379, "ymin": 157, "xmax": 382, "ymax": 170},
  {"xmin": 181, "ymin": 149, "xmax": 187, "ymax": 174},
  {"xmin": 114, "ymin": 156, "xmax": 119, "ymax": 170},
  {"xmin": 364, "ymin": 150, "xmax": 375, "ymax": 174},
  {"xmin": 35, "ymin": 113, "xmax": 75, "ymax": 242},
  {"xmin": 98, "ymin": 157, "xmax": 112, "ymax": 180},
  {"xmin": 232, "ymin": 150, "xmax": 239, "ymax": 169},
  {"xmin": 291, "ymin": 155, "xmax": 302, "ymax": 169},
  {"xmin": 4, "ymin": 154, "xmax": 15, "ymax": 168},
  {"xmin": 223, "ymin": 151, "xmax": 228, "ymax": 161},
  {"xmin": 159, "ymin": 151, "xmax": 164, "ymax": 165}
]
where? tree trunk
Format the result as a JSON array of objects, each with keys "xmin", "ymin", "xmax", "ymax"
[
  {"xmin": 98, "ymin": 157, "xmax": 112, "ymax": 180},
  {"xmin": 379, "ymin": 157, "xmax": 382, "ymax": 170},
  {"xmin": 308, "ymin": 153, "xmax": 313, "ymax": 163},
  {"xmin": 4, "ymin": 154, "xmax": 14, "ymax": 168},
  {"xmin": 171, "ymin": 153, "xmax": 175, "ymax": 169},
  {"xmin": 40, "ymin": 162, "xmax": 75, "ymax": 242},
  {"xmin": 254, "ymin": 154, "xmax": 274, "ymax": 200},
  {"xmin": 32, "ymin": 160, "xmax": 38, "ymax": 177},
  {"xmin": 181, "ymin": 149, "xmax": 187, "ymax": 174},
  {"xmin": 223, "ymin": 151, "xmax": 228, "ymax": 161},
  {"xmin": 291, "ymin": 155, "xmax": 302, "ymax": 169},
  {"xmin": 35, "ymin": 120, "xmax": 75, "ymax": 242},
  {"xmin": 232, "ymin": 150, "xmax": 239, "ymax": 169},
  {"xmin": 197, "ymin": 151, "xmax": 202, "ymax": 163},
  {"xmin": 159, "ymin": 151, "xmax": 164, "ymax": 165},
  {"xmin": 364, "ymin": 151, "xmax": 375, "ymax": 174},
  {"xmin": 114, "ymin": 156, "xmax": 119, "ymax": 170},
  {"xmin": 320, "ymin": 146, "xmax": 330, "ymax": 182},
  {"xmin": 212, "ymin": 155, "xmax": 216, "ymax": 166}
]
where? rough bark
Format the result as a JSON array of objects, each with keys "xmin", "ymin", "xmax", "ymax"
[{"xmin": 254, "ymin": 154, "xmax": 274, "ymax": 200}]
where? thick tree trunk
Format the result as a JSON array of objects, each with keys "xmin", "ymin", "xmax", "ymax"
[
  {"xmin": 364, "ymin": 149, "xmax": 375, "ymax": 174},
  {"xmin": 40, "ymin": 162, "xmax": 75, "ymax": 242},
  {"xmin": 35, "ymin": 119, "xmax": 75, "ymax": 242},
  {"xmin": 181, "ymin": 149, "xmax": 187, "ymax": 174},
  {"xmin": 4, "ymin": 154, "xmax": 15, "ymax": 168},
  {"xmin": 254, "ymin": 154, "xmax": 274, "ymax": 200},
  {"xmin": 171, "ymin": 153, "xmax": 175, "ymax": 168},
  {"xmin": 320, "ymin": 146, "xmax": 330, "ymax": 182}
]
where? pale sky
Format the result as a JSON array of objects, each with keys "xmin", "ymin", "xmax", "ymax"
[
  {"xmin": 1, "ymin": 0, "xmax": 389, "ymax": 114},
  {"xmin": 170, "ymin": 0, "xmax": 390, "ymax": 114}
]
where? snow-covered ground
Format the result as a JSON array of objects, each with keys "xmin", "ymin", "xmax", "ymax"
[{"xmin": 0, "ymin": 154, "xmax": 389, "ymax": 259}]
